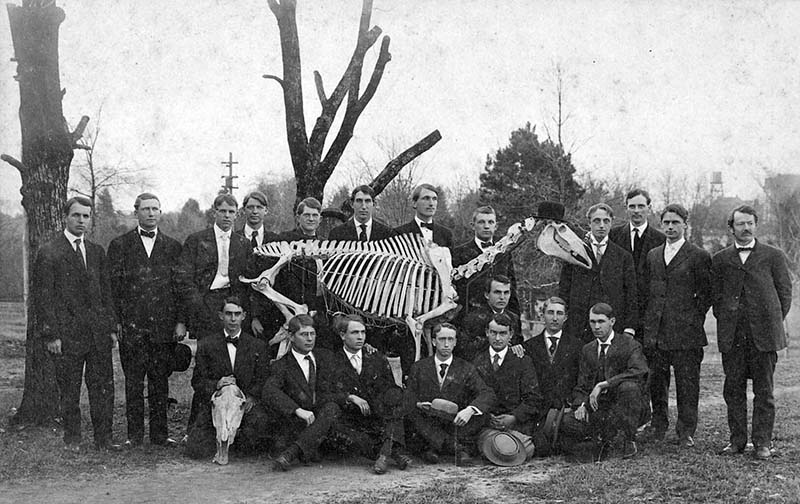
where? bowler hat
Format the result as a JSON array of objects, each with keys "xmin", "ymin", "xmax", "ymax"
[
  {"xmin": 479, "ymin": 429, "xmax": 532, "ymax": 466},
  {"xmin": 170, "ymin": 343, "xmax": 193, "ymax": 373},
  {"xmin": 322, "ymin": 207, "xmax": 347, "ymax": 222},
  {"xmin": 533, "ymin": 201, "xmax": 566, "ymax": 222}
]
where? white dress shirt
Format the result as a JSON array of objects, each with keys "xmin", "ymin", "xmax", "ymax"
[
  {"xmin": 664, "ymin": 237, "xmax": 685, "ymax": 266},
  {"xmin": 415, "ymin": 216, "xmax": 434, "ymax": 243},
  {"xmin": 355, "ymin": 218, "xmax": 373, "ymax": 241},
  {"xmin": 544, "ymin": 330, "xmax": 563, "ymax": 354},
  {"xmin": 210, "ymin": 224, "xmax": 232, "ymax": 290},
  {"xmin": 489, "ymin": 346, "xmax": 509, "ymax": 368},
  {"xmin": 243, "ymin": 224, "xmax": 264, "ymax": 247},
  {"xmin": 590, "ymin": 236, "xmax": 609, "ymax": 261},
  {"xmin": 434, "ymin": 355, "xmax": 453, "ymax": 386},
  {"xmin": 292, "ymin": 349, "xmax": 315, "ymax": 382},
  {"xmin": 344, "ymin": 347, "xmax": 363, "ymax": 374},
  {"xmin": 224, "ymin": 329, "xmax": 241, "ymax": 370},
  {"xmin": 138, "ymin": 226, "xmax": 157, "ymax": 258},
  {"xmin": 64, "ymin": 229, "xmax": 86, "ymax": 265},
  {"xmin": 597, "ymin": 331, "xmax": 615, "ymax": 359},
  {"xmin": 736, "ymin": 239, "xmax": 756, "ymax": 263},
  {"xmin": 630, "ymin": 222, "xmax": 648, "ymax": 250}
]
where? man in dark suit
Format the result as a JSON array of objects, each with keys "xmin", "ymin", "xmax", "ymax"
[
  {"xmin": 522, "ymin": 297, "xmax": 582, "ymax": 414},
  {"xmin": 322, "ymin": 314, "xmax": 409, "ymax": 474},
  {"xmin": 559, "ymin": 203, "xmax": 638, "ymax": 342},
  {"xmin": 566, "ymin": 303, "xmax": 648, "ymax": 460},
  {"xmin": 393, "ymin": 183, "xmax": 454, "ymax": 248},
  {"xmin": 237, "ymin": 191, "xmax": 281, "ymax": 344},
  {"xmin": 176, "ymin": 193, "xmax": 250, "ymax": 341},
  {"xmin": 107, "ymin": 193, "xmax": 186, "ymax": 448},
  {"xmin": 712, "ymin": 205, "xmax": 792, "ymax": 460},
  {"xmin": 403, "ymin": 323, "xmax": 495, "ymax": 464},
  {"xmin": 473, "ymin": 313, "xmax": 543, "ymax": 436},
  {"xmin": 263, "ymin": 314, "xmax": 342, "ymax": 471},
  {"xmin": 186, "ymin": 296, "xmax": 271, "ymax": 459},
  {"xmin": 451, "ymin": 205, "xmax": 519, "ymax": 318},
  {"xmin": 642, "ymin": 204, "xmax": 711, "ymax": 447},
  {"xmin": 34, "ymin": 196, "xmax": 118, "ymax": 451},
  {"xmin": 328, "ymin": 185, "xmax": 396, "ymax": 242},
  {"xmin": 457, "ymin": 275, "xmax": 522, "ymax": 361},
  {"xmin": 609, "ymin": 189, "xmax": 666, "ymax": 340}
]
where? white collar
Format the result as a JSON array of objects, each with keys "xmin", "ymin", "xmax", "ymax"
[
  {"xmin": 415, "ymin": 216, "xmax": 433, "ymax": 227},
  {"xmin": 631, "ymin": 222, "xmax": 648, "ymax": 234},
  {"xmin": 434, "ymin": 355, "xmax": 453, "ymax": 367},
  {"xmin": 736, "ymin": 239, "xmax": 756, "ymax": 249},
  {"xmin": 474, "ymin": 237, "xmax": 493, "ymax": 249},
  {"xmin": 598, "ymin": 331, "xmax": 615, "ymax": 347},
  {"xmin": 343, "ymin": 347, "xmax": 362, "ymax": 360},
  {"xmin": 292, "ymin": 348, "xmax": 314, "ymax": 365},
  {"xmin": 666, "ymin": 237, "xmax": 685, "ymax": 250},
  {"xmin": 64, "ymin": 229, "xmax": 83, "ymax": 244},
  {"xmin": 137, "ymin": 226, "xmax": 158, "ymax": 237},
  {"xmin": 244, "ymin": 224, "xmax": 263, "ymax": 238},
  {"xmin": 214, "ymin": 223, "xmax": 231, "ymax": 239},
  {"xmin": 354, "ymin": 218, "xmax": 373, "ymax": 229},
  {"xmin": 544, "ymin": 330, "xmax": 562, "ymax": 340},
  {"xmin": 224, "ymin": 329, "xmax": 242, "ymax": 340},
  {"xmin": 591, "ymin": 236, "xmax": 608, "ymax": 247},
  {"xmin": 489, "ymin": 346, "xmax": 508, "ymax": 361}
]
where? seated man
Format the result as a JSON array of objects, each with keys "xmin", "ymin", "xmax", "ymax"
[
  {"xmin": 186, "ymin": 296, "xmax": 271, "ymax": 459},
  {"xmin": 403, "ymin": 323, "xmax": 495, "ymax": 464},
  {"xmin": 562, "ymin": 303, "xmax": 648, "ymax": 460},
  {"xmin": 457, "ymin": 275, "xmax": 522, "ymax": 362},
  {"xmin": 322, "ymin": 314, "xmax": 410, "ymax": 474},
  {"xmin": 263, "ymin": 314, "xmax": 341, "ymax": 471},
  {"xmin": 473, "ymin": 313, "xmax": 543, "ymax": 465}
]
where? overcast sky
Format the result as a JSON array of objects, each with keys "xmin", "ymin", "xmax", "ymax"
[{"xmin": 2, "ymin": 0, "xmax": 799, "ymax": 215}]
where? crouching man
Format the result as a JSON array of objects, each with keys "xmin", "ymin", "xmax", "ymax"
[
  {"xmin": 263, "ymin": 314, "xmax": 341, "ymax": 471},
  {"xmin": 322, "ymin": 314, "xmax": 411, "ymax": 474},
  {"xmin": 186, "ymin": 296, "xmax": 271, "ymax": 459},
  {"xmin": 403, "ymin": 323, "xmax": 495, "ymax": 465}
]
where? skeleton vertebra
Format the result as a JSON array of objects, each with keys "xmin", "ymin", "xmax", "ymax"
[{"xmin": 240, "ymin": 216, "xmax": 591, "ymax": 361}]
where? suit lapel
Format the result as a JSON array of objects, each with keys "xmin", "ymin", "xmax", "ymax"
[
  {"xmin": 61, "ymin": 235, "xmax": 88, "ymax": 275},
  {"xmin": 290, "ymin": 352, "xmax": 313, "ymax": 396},
  {"xmin": 666, "ymin": 242, "xmax": 690, "ymax": 271},
  {"xmin": 217, "ymin": 336, "xmax": 234, "ymax": 375}
]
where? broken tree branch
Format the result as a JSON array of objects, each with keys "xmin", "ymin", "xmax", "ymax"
[
  {"xmin": 1, "ymin": 153, "xmax": 27, "ymax": 173},
  {"xmin": 369, "ymin": 130, "xmax": 442, "ymax": 197}
]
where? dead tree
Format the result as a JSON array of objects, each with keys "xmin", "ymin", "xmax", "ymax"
[
  {"xmin": 2, "ymin": 0, "xmax": 89, "ymax": 426},
  {"xmin": 265, "ymin": 0, "xmax": 441, "ymax": 207}
]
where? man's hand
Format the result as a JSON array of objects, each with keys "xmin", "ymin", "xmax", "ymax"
[
  {"xmin": 110, "ymin": 332, "xmax": 118, "ymax": 349},
  {"xmin": 363, "ymin": 343, "xmax": 377, "ymax": 355},
  {"xmin": 174, "ymin": 322, "xmax": 187, "ymax": 341},
  {"xmin": 490, "ymin": 414, "xmax": 516, "ymax": 430},
  {"xmin": 348, "ymin": 394, "xmax": 371, "ymax": 416},
  {"xmin": 416, "ymin": 401, "xmax": 432, "ymax": 411},
  {"xmin": 574, "ymin": 403, "xmax": 588, "ymax": 422},
  {"xmin": 295, "ymin": 408, "xmax": 315, "ymax": 426},
  {"xmin": 251, "ymin": 318, "xmax": 264, "ymax": 337},
  {"xmin": 454, "ymin": 407, "xmax": 475, "ymax": 427},
  {"xmin": 589, "ymin": 381, "xmax": 608, "ymax": 410},
  {"xmin": 216, "ymin": 375, "xmax": 237, "ymax": 390},
  {"xmin": 510, "ymin": 344, "xmax": 525, "ymax": 358},
  {"xmin": 46, "ymin": 339, "xmax": 62, "ymax": 355},
  {"xmin": 244, "ymin": 395, "xmax": 255, "ymax": 414}
]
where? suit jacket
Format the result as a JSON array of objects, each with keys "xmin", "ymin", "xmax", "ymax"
[
  {"xmin": 642, "ymin": 241, "xmax": 711, "ymax": 350},
  {"xmin": 33, "ymin": 234, "xmax": 117, "ymax": 354},
  {"xmin": 558, "ymin": 239, "xmax": 638, "ymax": 340},
  {"xmin": 237, "ymin": 226, "xmax": 282, "ymax": 337},
  {"xmin": 472, "ymin": 350, "xmax": 542, "ymax": 425},
  {"xmin": 322, "ymin": 348, "xmax": 402, "ymax": 415},
  {"xmin": 572, "ymin": 332, "xmax": 648, "ymax": 407},
  {"xmin": 175, "ymin": 227, "xmax": 251, "ymax": 324},
  {"xmin": 107, "ymin": 228, "xmax": 183, "ymax": 342},
  {"xmin": 523, "ymin": 331, "xmax": 582, "ymax": 410},
  {"xmin": 327, "ymin": 218, "xmax": 396, "ymax": 242},
  {"xmin": 262, "ymin": 348, "xmax": 336, "ymax": 416},
  {"xmin": 403, "ymin": 356, "xmax": 495, "ymax": 414},
  {"xmin": 234, "ymin": 225, "xmax": 280, "ymax": 248},
  {"xmin": 711, "ymin": 241, "xmax": 792, "ymax": 353},
  {"xmin": 394, "ymin": 220, "xmax": 454, "ymax": 249},
  {"xmin": 610, "ymin": 223, "xmax": 665, "ymax": 332},
  {"xmin": 191, "ymin": 331, "xmax": 268, "ymax": 403},
  {"xmin": 451, "ymin": 239, "xmax": 520, "ymax": 316},
  {"xmin": 273, "ymin": 228, "xmax": 323, "ymax": 311},
  {"xmin": 456, "ymin": 307, "xmax": 522, "ymax": 362}
]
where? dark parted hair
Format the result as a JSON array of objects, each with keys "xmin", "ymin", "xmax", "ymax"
[
  {"xmin": 432, "ymin": 322, "xmax": 458, "ymax": 338},
  {"xmin": 589, "ymin": 302, "xmax": 615, "ymax": 319},
  {"xmin": 660, "ymin": 203, "xmax": 688, "ymax": 223},
  {"xmin": 63, "ymin": 196, "xmax": 93, "ymax": 215},
  {"xmin": 625, "ymin": 188, "xmax": 652, "ymax": 205},
  {"xmin": 727, "ymin": 204, "xmax": 758, "ymax": 228},
  {"xmin": 484, "ymin": 274, "xmax": 512, "ymax": 293},
  {"xmin": 350, "ymin": 185, "xmax": 375, "ymax": 201},
  {"xmin": 296, "ymin": 197, "xmax": 322, "ymax": 215},
  {"xmin": 134, "ymin": 192, "xmax": 160, "ymax": 210},
  {"xmin": 471, "ymin": 205, "xmax": 496, "ymax": 222},
  {"xmin": 288, "ymin": 314, "xmax": 316, "ymax": 333},
  {"xmin": 543, "ymin": 296, "xmax": 567, "ymax": 311},
  {"xmin": 220, "ymin": 295, "xmax": 245, "ymax": 311},
  {"xmin": 485, "ymin": 312, "xmax": 514, "ymax": 333},
  {"xmin": 411, "ymin": 183, "xmax": 439, "ymax": 202},
  {"xmin": 586, "ymin": 202, "xmax": 614, "ymax": 220},
  {"xmin": 333, "ymin": 313, "xmax": 365, "ymax": 335},
  {"xmin": 213, "ymin": 193, "xmax": 238, "ymax": 209},
  {"xmin": 243, "ymin": 191, "xmax": 268, "ymax": 208}
]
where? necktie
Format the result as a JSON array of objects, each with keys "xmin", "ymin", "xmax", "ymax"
[
  {"xmin": 306, "ymin": 355, "xmax": 316, "ymax": 387},
  {"xmin": 140, "ymin": 229, "xmax": 155, "ymax": 238},
  {"xmin": 358, "ymin": 224, "xmax": 367, "ymax": 242},
  {"xmin": 633, "ymin": 229, "xmax": 643, "ymax": 263},
  {"xmin": 598, "ymin": 343, "xmax": 609, "ymax": 380},
  {"xmin": 217, "ymin": 234, "xmax": 229, "ymax": 279},
  {"xmin": 420, "ymin": 222, "xmax": 435, "ymax": 231},
  {"xmin": 548, "ymin": 337, "xmax": 559, "ymax": 360},
  {"xmin": 492, "ymin": 354, "xmax": 500, "ymax": 372},
  {"xmin": 439, "ymin": 363, "xmax": 448, "ymax": 380},
  {"xmin": 480, "ymin": 240, "xmax": 492, "ymax": 249},
  {"xmin": 738, "ymin": 247, "xmax": 754, "ymax": 252},
  {"xmin": 251, "ymin": 229, "xmax": 259, "ymax": 248},
  {"xmin": 351, "ymin": 353, "xmax": 361, "ymax": 374},
  {"xmin": 225, "ymin": 335, "xmax": 239, "ymax": 347},
  {"xmin": 74, "ymin": 238, "xmax": 86, "ymax": 269},
  {"xmin": 594, "ymin": 243, "xmax": 605, "ymax": 264}
]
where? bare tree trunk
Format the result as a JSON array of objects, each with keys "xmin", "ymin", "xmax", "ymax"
[{"xmin": 3, "ymin": 1, "xmax": 87, "ymax": 426}]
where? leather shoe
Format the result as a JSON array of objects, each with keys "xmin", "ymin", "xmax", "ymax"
[
  {"xmin": 63, "ymin": 443, "xmax": 80, "ymax": 453},
  {"xmin": 273, "ymin": 445, "xmax": 300, "ymax": 471},
  {"xmin": 622, "ymin": 441, "xmax": 638, "ymax": 459},
  {"xmin": 455, "ymin": 450, "xmax": 474, "ymax": 466},
  {"xmin": 718, "ymin": 443, "xmax": 745, "ymax": 456},
  {"xmin": 421, "ymin": 449, "xmax": 440, "ymax": 464},
  {"xmin": 153, "ymin": 438, "xmax": 178, "ymax": 448},
  {"xmin": 96, "ymin": 441, "xmax": 123, "ymax": 452},
  {"xmin": 373, "ymin": 454, "xmax": 389, "ymax": 475},
  {"xmin": 393, "ymin": 452, "xmax": 412, "ymax": 470},
  {"xmin": 754, "ymin": 445, "xmax": 771, "ymax": 460},
  {"xmin": 124, "ymin": 439, "xmax": 142, "ymax": 449},
  {"xmin": 679, "ymin": 436, "xmax": 695, "ymax": 448}
]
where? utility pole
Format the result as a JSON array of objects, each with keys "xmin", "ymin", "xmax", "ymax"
[{"xmin": 220, "ymin": 152, "xmax": 239, "ymax": 195}]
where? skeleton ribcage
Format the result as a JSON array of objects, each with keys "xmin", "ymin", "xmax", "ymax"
[{"xmin": 253, "ymin": 233, "xmax": 440, "ymax": 323}]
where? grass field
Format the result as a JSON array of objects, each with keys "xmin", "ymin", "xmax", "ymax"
[{"xmin": 1, "ymin": 301, "xmax": 799, "ymax": 503}]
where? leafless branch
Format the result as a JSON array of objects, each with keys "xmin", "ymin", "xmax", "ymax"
[{"xmin": 1, "ymin": 154, "xmax": 27, "ymax": 173}]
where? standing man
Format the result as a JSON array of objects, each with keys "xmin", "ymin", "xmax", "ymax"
[
  {"xmin": 237, "ymin": 190, "xmax": 279, "ymax": 249},
  {"xmin": 176, "ymin": 193, "xmax": 250, "ymax": 341},
  {"xmin": 451, "ymin": 206, "xmax": 519, "ymax": 317},
  {"xmin": 568, "ymin": 303, "xmax": 648, "ymax": 460},
  {"xmin": 107, "ymin": 193, "xmax": 186, "ymax": 448},
  {"xmin": 394, "ymin": 183, "xmax": 454, "ymax": 248},
  {"xmin": 458, "ymin": 275, "xmax": 522, "ymax": 362},
  {"xmin": 275, "ymin": 197, "xmax": 324, "ymax": 314},
  {"xmin": 328, "ymin": 185, "xmax": 395, "ymax": 242},
  {"xmin": 34, "ymin": 196, "xmax": 119, "ymax": 451},
  {"xmin": 403, "ymin": 323, "xmax": 495, "ymax": 464},
  {"xmin": 609, "ymin": 189, "xmax": 666, "ymax": 339},
  {"xmin": 559, "ymin": 203, "xmax": 638, "ymax": 342},
  {"xmin": 712, "ymin": 205, "xmax": 792, "ymax": 460},
  {"xmin": 642, "ymin": 204, "xmax": 711, "ymax": 447}
]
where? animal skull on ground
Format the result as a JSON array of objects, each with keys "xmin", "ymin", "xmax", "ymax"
[{"xmin": 211, "ymin": 381, "xmax": 247, "ymax": 465}]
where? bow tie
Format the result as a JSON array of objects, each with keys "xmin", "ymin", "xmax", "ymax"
[
  {"xmin": 737, "ymin": 247, "xmax": 754, "ymax": 252},
  {"xmin": 480, "ymin": 240, "xmax": 493, "ymax": 249},
  {"xmin": 225, "ymin": 335, "xmax": 239, "ymax": 347},
  {"xmin": 140, "ymin": 230, "xmax": 155, "ymax": 238},
  {"xmin": 419, "ymin": 222, "xmax": 435, "ymax": 230}
]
